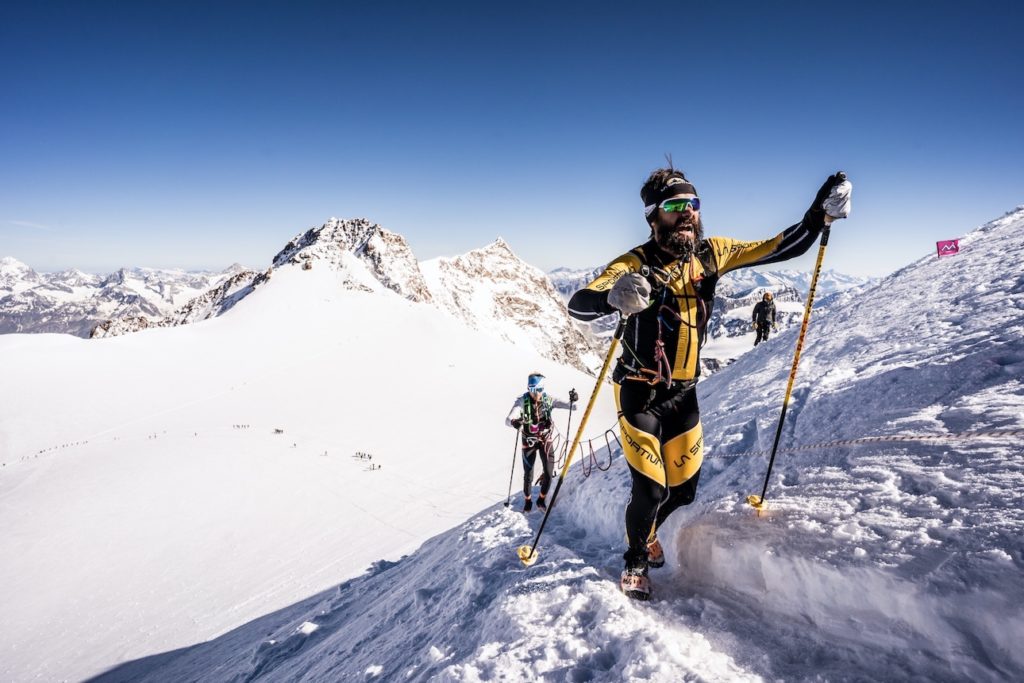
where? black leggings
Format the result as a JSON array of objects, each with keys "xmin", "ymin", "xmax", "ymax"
[
  {"xmin": 754, "ymin": 321, "xmax": 771, "ymax": 345},
  {"xmin": 619, "ymin": 381, "xmax": 702, "ymax": 566},
  {"xmin": 521, "ymin": 439, "xmax": 553, "ymax": 498}
]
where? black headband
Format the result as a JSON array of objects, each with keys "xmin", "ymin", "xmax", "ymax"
[{"xmin": 654, "ymin": 177, "xmax": 697, "ymax": 202}]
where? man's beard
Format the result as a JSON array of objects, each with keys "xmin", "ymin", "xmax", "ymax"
[{"xmin": 654, "ymin": 215, "xmax": 704, "ymax": 259}]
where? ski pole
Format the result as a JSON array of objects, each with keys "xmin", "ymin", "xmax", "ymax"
[
  {"xmin": 748, "ymin": 204, "xmax": 839, "ymax": 513},
  {"xmin": 504, "ymin": 427, "xmax": 521, "ymax": 507},
  {"xmin": 558, "ymin": 388, "xmax": 577, "ymax": 468},
  {"xmin": 517, "ymin": 316, "xmax": 627, "ymax": 566}
]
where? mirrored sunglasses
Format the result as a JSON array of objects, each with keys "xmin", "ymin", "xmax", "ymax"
[{"xmin": 659, "ymin": 197, "xmax": 700, "ymax": 213}]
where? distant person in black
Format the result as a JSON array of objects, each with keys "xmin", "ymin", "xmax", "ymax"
[{"xmin": 752, "ymin": 291, "xmax": 777, "ymax": 346}]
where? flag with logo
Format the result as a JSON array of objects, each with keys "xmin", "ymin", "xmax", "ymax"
[{"xmin": 936, "ymin": 239, "xmax": 960, "ymax": 258}]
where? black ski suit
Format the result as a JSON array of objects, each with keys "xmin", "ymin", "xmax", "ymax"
[{"xmin": 752, "ymin": 300, "xmax": 776, "ymax": 346}]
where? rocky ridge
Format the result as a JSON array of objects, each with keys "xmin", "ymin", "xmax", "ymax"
[
  {"xmin": 421, "ymin": 239, "xmax": 600, "ymax": 373},
  {"xmin": 272, "ymin": 218, "xmax": 432, "ymax": 303}
]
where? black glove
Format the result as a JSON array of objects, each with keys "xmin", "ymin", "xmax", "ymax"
[
  {"xmin": 569, "ymin": 388, "xmax": 579, "ymax": 403},
  {"xmin": 511, "ymin": 418, "xmax": 522, "ymax": 429},
  {"xmin": 808, "ymin": 172, "xmax": 847, "ymax": 223}
]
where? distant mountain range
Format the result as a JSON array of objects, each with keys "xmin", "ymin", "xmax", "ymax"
[
  {"xmin": 2, "ymin": 228, "xmax": 872, "ymax": 376},
  {"xmin": 0, "ymin": 257, "xmax": 249, "ymax": 337}
]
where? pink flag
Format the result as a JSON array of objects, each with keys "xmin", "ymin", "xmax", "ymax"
[{"xmin": 936, "ymin": 239, "xmax": 960, "ymax": 258}]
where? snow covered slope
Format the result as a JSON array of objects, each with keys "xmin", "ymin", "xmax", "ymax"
[
  {"xmin": 86, "ymin": 206, "xmax": 1024, "ymax": 682},
  {"xmin": 0, "ymin": 256, "xmax": 617, "ymax": 682}
]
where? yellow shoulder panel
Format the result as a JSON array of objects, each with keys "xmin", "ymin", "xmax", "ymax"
[
  {"xmin": 584, "ymin": 251, "xmax": 643, "ymax": 293},
  {"xmin": 706, "ymin": 235, "xmax": 783, "ymax": 275}
]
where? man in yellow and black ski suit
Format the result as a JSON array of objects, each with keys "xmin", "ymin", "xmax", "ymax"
[{"xmin": 568, "ymin": 167, "xmax": 849, "ymax": 600}]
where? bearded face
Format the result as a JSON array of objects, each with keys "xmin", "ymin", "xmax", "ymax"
[{"xmin": 651, "ymin": 206, "xmax": 704, "ymax": 259}]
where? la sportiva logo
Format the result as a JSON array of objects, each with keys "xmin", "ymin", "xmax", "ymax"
[{"xmin": 936, "ymin": 239, "xmax": 960, "ymax": 257}]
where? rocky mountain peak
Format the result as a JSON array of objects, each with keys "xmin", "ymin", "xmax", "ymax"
[
  {"xmin": 51, "ymin": 269, "xmax": 102, "ymax": 288},
  {"xmin": 1, "ymin": 257, "xmax": 38, "ymax": 290},
  {"xmin": 485, "ymin": 237, "xmax": 513, "ymax": 253},
  {"xmin": 272, "ymin": 217, "xmax": 432, "ymax": 303},
  {"xmin": 421, "ymin": 241, "xmax": 599, "ymax": 374},
  {"xmin": 0, "ymin": 256, "xmax": 31, "ymax": 270}
]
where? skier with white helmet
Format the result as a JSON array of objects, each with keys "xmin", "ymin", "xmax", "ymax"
[{"xmin": 505, "ymin": 373, "xmax": 578, "ymax": 512}]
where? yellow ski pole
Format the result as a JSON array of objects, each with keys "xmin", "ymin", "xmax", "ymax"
[
  {"xmin": 517, "ymin": 317, "xmax": 626, "ymax": 566},
  {"xmin": 748, "ymin": 202, "xmax": 839, "ymax": 513}
]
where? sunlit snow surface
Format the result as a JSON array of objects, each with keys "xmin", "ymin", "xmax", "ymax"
[
  {"xmin": 2, "ymin": 208, "xmax": 1024, "ymax": 681},
  {"xmin": 0, "ymin": 261, "xmax": 615, "ymax": 681}
]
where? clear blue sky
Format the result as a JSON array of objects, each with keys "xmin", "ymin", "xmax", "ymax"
[{"xmin": 2, "ymin": 1, "xmax": 1022, "ymax": 277}]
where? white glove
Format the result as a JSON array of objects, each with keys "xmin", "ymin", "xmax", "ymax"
[
  {"xmin": 608, "ymin": 272, "xmax": 651, "ymax": 315},
  {"xmin": 823, "ymin": 178, "xmax": 852, "ymax": 220}
]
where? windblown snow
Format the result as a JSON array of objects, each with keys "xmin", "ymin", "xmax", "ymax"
[{"xmin": 2, "ymin": 207, "xmax": 1023, "ymax": 682}]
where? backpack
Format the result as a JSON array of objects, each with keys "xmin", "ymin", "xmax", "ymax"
[{"xmin": 521, "ymin": 393, "xmax": 554, "ymax": 427}]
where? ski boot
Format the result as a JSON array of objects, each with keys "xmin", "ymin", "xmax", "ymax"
[
  {"xmin": 536, "ymin": 495, "xmax": 547, "ymax": 511},
  {"xmin": 522, "ymin": 498, "xmax": 533, "ymax": 513},
  {"xmin": 646, "ymin": 537, "xmax": 665, "ymax": 569},
  {"xmin": 620, "ymin": 563, "xmax": 650, "ymax": 601}
]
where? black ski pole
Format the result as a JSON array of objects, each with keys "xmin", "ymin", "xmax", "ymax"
[
  {"xmin": 504, "ymin": 427, "xmax": 521, "ymax": 507},
  {"xmin": 748, "ymin": 202, "xmax": 839, "ymax": 513}
]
